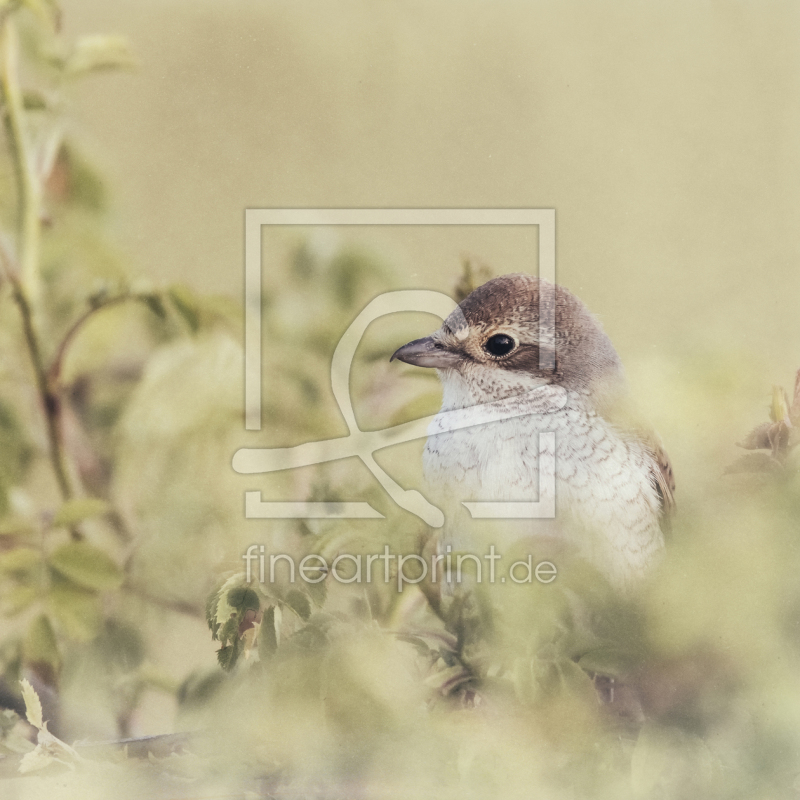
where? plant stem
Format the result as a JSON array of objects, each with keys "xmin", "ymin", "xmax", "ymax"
[
  {"xmin": 10, "ymin": 277, "xmax": 74, "ymax": 502},
  {"xmin": 0, "ymin": 14, "xmax": 75, "ymax": 511},
  {"xmin": 0, "ymin": 17, "xmax": 42, "ymax": 308},
  {"xmin": 48, "ymin": 294, "xmax": 131, "ymax": 386}
]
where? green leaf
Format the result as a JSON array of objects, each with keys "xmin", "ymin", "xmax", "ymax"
[
  {"xmin": 216, "ymin": 643, "xmax": 239, "ymax": 672},
  {"xmin": 0, "ymin": 547, "xmax": 41, "ymax": 577},
  {"xmin": 21, "ymin": 0, "xmax": 60, "ymax": 29},
  {"xmin": 96, "ymin": 620, "xmax": 146, "ymax": 672},
  {"xmin": 139, "ymin": 293, "xmax": 167, "ymax": 320},
  {"xmin": 168, "ymin": 284, "xmax": 201, "ymax": 333},
  {"xmin": 53, "ymin": 498, "xmax": 109, "ymax": 528},
  {"xmin": 3, "ymin": 586, "xmax": 38, "ymax": 616},
  {"xmin": 23, "ymin": 615, "xmax": 59, "ymax": 670},
  {"xmin": 177, "ymin": 669, "xmax": 225, "ymax": 709},
  {"xmin": 64, "ymin": 36, "xmax": 136, "ymax": 76},
  {"xmin": 218, "ymin": 616, "xmax": 238, "ymax": 648},
  {"xmin": 206, "ymin": 586, "xmax": 222, "ymax": 638},
  {"xmin": 48, "ymin": 584, "xmax": 102, "ymax": 642},
  {"xmin": 0, "ymin": 517, "xmax": 38, "ymax": 538},
  {"xmin": 19, "ymin": 679, "xmax": 43, "ymax": 731},
  {"xmin": 22, "ymin": 90, "xmax": 48, "ymax": 111},
  {"xmin": 226, "ymin": 587, "xmax": 260, "ymax": 613},
  {"xmin": 285, "ymin": 589, "xmax": 312, "ymax": 621},
  {"xmin": 53, "ymin": 142, "xmax": 109, "ymax": 212},
  {"xmin": 48, "ymin": 542, "xmax": 123, "ymax": 591}
]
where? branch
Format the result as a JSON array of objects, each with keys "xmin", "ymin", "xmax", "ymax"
[
  {"xmin": 47, "ymin": 294, "xmax": 131, "ymax": 387},
  {"xmin": 0, "ymin": 12, "xmax": 77, "ymax": 517},
  {"xmin": 0, "ymin": 15, "xmax": 42, "ymax": 307},
  {"xmin": 0, "ymin": 239, "xmax": 75, "ymax": 506}
]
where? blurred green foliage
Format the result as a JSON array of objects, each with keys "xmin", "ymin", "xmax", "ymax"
[{"xmin": 0, "ymin": 2, "xmax": 799, "ymax": 799}]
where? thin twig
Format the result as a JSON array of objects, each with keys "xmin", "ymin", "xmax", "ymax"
[
  {"xmin": 0, "ymin": 13, "xmax": 79, "ymax": 527},
  {"xmin": 48, "ymin": 294, "xmax": 131, "ymax": 386},
  {"xmin": 0, "ymin": 16, "xmax": 42, "ymax": 307},
  {"xmin": 0, "ymin": 240, "xmax": 75, "ymax": 506}
]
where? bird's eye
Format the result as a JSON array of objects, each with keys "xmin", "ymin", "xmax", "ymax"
[{"xmin": 484, "ymin": 333, "xmax": 516, "ymax": 357}]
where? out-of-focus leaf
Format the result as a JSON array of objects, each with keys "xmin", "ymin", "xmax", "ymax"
[
  {"xmin": 47, "ymin": 583, "xmax": 101, "ymax": 641},
  {"xmin": 577, "ymin": 646, "xmax": 640, "ymax": 677},
  {"xmin": 22, "ymin": 90, "xmax": 48, "ymax": 111},
  {"xmin": 96, "ymin": 620, "xmax": 146, "ymax": 672},
  {"xmin": 138, "ymin": 292, "xmax": 167, "ymax": 320},
  {"xmin": 47, "ymin": 142, "xmax": 109, "ymax": 212},
  {"xmin": 18, "ymin": 746, "xmax": 57, "ymax": 774},
  {"xmin": 285, "ymin": 588, "xmax": 312, "ymax": 621},
  {"xmin": 52, "ymin": 497, "xmax": 109, "ymax": 527},
  {"xmin": 0, "ymin": 516, "xmax": 38, "ymax": 538},
  {"xmin": 737, "ymin": 422, "xmax": 773, "ymax": 451},
  {"xmin": 0, "ymin": 548, "xmax": 41, "ymax": 578},
  {"xmin": 770, "ymin": 421, "xmax": 793, "ymax": 457},
  {"xmin": 0, "ymin": 400, "xmax": 34, "ymax": 514},
  {"xmin": 177, "ymin": 669, "xmax": 225, "ymax": 709},
  {"xmin": 48, "ymin": 541, "xmax": 122, "ymax": 591},
  {"xmin": 23, "ymin": 615, "xmax": 59, "ymax": 670},
  {"xmin": 770, "ymin": 386, "xmax": 791, "ymax": 424},
  {"xmin": 168, "ymin": 284, "xmax": 200, "ymax": 333},
  {"xmin": 725, "ymin": 453, "xmax": 782, "ymax": 475},
  {"xmin": 791, "ymin": 369, "xmax": 800, "ymax": 421},
  {"xmin": 21, "ymin": 0, "xmax": 60, "ymax": 29},
  {"xmin": 395, "ymin": 628, "xmax": 458, "ymax": 656},
  {"xmin": 258, "ymin": 605, "xmax": 281, "ymax": 659},
  {"xmin": 3, "ymin": 586, "xmax": 38, "ymax": 616},
  {"xmin": 64, "ymin": 36, "xmax": 136, "ymax": 76},
  {"xmin": 327, "ymin": 247, "xmax": 387, "ymax": 308}
]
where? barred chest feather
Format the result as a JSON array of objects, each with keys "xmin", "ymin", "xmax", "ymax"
[{"xmin": 423, "ymin": 383, "xmax": 665, "ymax": 587}]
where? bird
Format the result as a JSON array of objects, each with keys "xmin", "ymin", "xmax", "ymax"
[{"xmin": 390, "ymin": 273, "xmax": 674, "ymax": 590}]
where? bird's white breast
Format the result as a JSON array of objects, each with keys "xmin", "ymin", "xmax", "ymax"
[{"xmin": 423, "ymin": 383, "xmax": 664, "ymax": 587}]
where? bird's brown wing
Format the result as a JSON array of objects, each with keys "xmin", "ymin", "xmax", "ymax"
[
  {"xmin": 601, "ymin": 394, "xmax": 676, "ymax": 531},
  {"xmin": 648, "ymin": 440, "xmax": 676, "ymax": 531}
]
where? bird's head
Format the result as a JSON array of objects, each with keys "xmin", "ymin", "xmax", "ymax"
[{"xmin": 391, "ymin": 274, "xmax": 626, "ymax": 410}]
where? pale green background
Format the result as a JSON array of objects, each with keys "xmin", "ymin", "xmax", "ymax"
[{"xmin": 55, "ymin": 0, "xmax": 800, "ymax": 735}]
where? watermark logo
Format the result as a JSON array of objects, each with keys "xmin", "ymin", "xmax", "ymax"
[
  {"xmin": 242, "ymin": 544, "xmax": 558, "ymax": 591},
  {"xmin": 232, "ymin": 209, "xmax": 558, "ymax": 527}
]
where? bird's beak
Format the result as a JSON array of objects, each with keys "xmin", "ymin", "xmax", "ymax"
[{"xmin": 390, "ymin": 336, "xmax": 461, "ymax": 368}]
